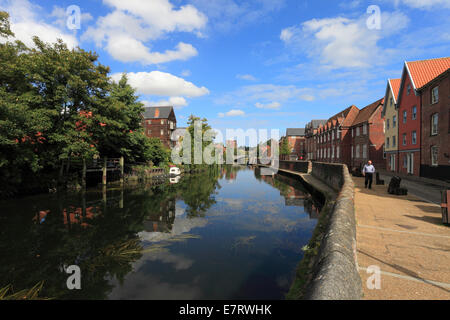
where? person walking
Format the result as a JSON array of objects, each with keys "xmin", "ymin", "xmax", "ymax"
[{"xmin": 362, "ymin": 160, "xmax": 376, "ymax": 189}]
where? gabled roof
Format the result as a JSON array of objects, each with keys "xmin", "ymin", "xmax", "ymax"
[
  {"xmin": 417, "ymin": 67, "xmax": 450, "ymax": 91},
  {"xmin": 308, "ymin": 120, "xmax": 327, "ymax": 128},
  {"xmin": 286, "ymin": 128, "xmax": 305, "ymax": 136},
  {"xmin": 382, "ymin": 78, "xmax": 401, "ymax": 117},
  {"xmin": 327, "ymin": 105, "xmax": 359, "ymax": 127},
  {"xmin": 397, "ymin": 57, "xmax": 450, "ymax": 106},
  {"xmin": 143, "ymin": 106, "xmax": 174, "ymax": 119},
  {"xmin": 389, "ymin": 79, "xmax": 401, "ymax": 102},
  {"xmin": 406, "ymin": 57, "xmax": 450, "ymax": 90},
  {"xmin": 352, "ymin": 98, "xmax": 384, "ymax": 126}
]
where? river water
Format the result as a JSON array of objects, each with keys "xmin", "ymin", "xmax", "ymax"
[{"xmin": 0, "ymin": 166, "xmax": 321, "ymax": 300}]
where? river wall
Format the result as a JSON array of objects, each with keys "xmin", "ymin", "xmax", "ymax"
[{"xmin": 278, "ymin": 160, "xmax": 362, "ymax": 300}]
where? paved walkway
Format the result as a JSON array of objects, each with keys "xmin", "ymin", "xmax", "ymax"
[
  {"xmin": 353, "ymin": 176, "xmax": 450, "ymax": 300},
  {"xmin": 379, "ymin": 172, "xmax": 448, "ymax": 205}
]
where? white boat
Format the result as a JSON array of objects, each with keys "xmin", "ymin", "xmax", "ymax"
[
  {"xmin": 169, "ymin": 167, "xmax": 181, "ymax": 176},
  {"xmin": 170, "ymin": 176, "xmax": 181, "ymax": 184}
]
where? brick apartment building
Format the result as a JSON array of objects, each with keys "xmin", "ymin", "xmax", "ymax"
[
  {"xmin": 349, "ymin": 98, "xmax": 385, "ymax": 171},
  {"xmin": 315, "ymin": 105, "xmax": 360, "ymax": 168},
  {"xmin": 382, "ymin": 79, "xmax": 401, "ymax": 172},
  {"xmin": 397, "ymin": 58, "xmax": 450, "ymax": 176},
  {"xmin": 143, "ymin": 106, "xmax": 177, "ymax": 149},
  {"xmin": 418, "ymin": 68, "xmax": 450, "ymax": 181},
  {"xmin": 305, "ymin": 120, "xmax": 327, "ymax": 161},
  {"xmin": 285, "ymin": 128, "xmax": 306, "ymax": 160}
]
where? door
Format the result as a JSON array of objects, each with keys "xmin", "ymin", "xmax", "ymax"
[{"xmin": 407, "ymin": 153, "xmax": 414, "ymax": 175}]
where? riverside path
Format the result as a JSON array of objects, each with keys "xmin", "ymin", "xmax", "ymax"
[{"xmin": 353, "ymin": 176, "xmax": 450, "ymax": 300}]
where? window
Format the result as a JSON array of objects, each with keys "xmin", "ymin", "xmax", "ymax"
[
  {"xmin": 402, "ymin": 133, "xmax": 407, "ymax": 145},
  {"xmin": 363, "ymin": 144, "xmax": 367, "ymax": 159},
  {"xmin": 387, "ymin": 119, "xmax": 390, "ymax": 130},
  {"xmin": 352, "ymin": 128, "xmax": 354, "ymax": 137},
  {"xmin": 431, "ymin": 113, "xmax": 438, "ymax": 135},
  {"xmin": 386, "ymin": 137, "xmax": 390, "ymax": 149},
  {"xmin": 356, "ymin": 127, "xmax": 360, "ymax": 136},
  {"xmin": 161, "ymin": 119, "xmax": 165, "ymax": 125},
  {"xmin": 356, "ymin": 145, "xmax": 360, "ymax": 158},
  {"xmin": 160, "ymin": 129, "xmax": 164, "ymax": 136},
  {"xmin": 351, "ymin": 146, "xmax": 354, "ymax": 159},
  {"xmin": 363, "ymin": 124, "xmax": 367, "ymax": 135},
  {"xmin": 407, "ymin": 84, "xmax": 411, "ymax": 95},
  {"xmin": 412, "ymin": 106, "xmax": 417, "ymax": 120},
  {"xmin": 332, "ymin": 131, "xmax": 335, "ymax": 140},
  {"xmin": 390, "ymin": 97, "xmax": 393, "ymax": 106},
  {"xmin": 403, "ymin": 155, "xmax": 407, "ymax": 168},
  {"xmin": 337, "ymin": 146, "xmax": 340, "ymax": 159},
  {"xmin": 403, "ymin": 111, "xmax": 407, "ymax": 123},
  {"xmin": 431, "ymin": 146, "xmax": 438, "ymax": 166},
  {"xmin": 332, "ymin": 145, "xmax": 335, "ymax": 159},
  {"xmin": 393, "ymin": 136, "xmax": 396, "ymax": 147},
  {"xmin": 393, "ymin": 115, "xmax": 397, "ymax": 128},
  {"xmin": 412, "ymin": 131, "xmax": 417, "ymax": 144},
  {"xmin": 431, "ymin": 86, "xmax": 439, "ymax": 104}
]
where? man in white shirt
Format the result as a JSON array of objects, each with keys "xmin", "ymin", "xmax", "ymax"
[{"xmin": 362, "ymin": 160, "xmax": 376, "ymax": 189}]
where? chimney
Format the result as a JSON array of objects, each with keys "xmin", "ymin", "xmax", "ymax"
[{"xmin": 155, "ymin": 108, "xmax": 160, "ymax": 118}]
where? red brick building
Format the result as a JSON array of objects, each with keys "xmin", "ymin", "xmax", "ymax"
[
  {"xmin": 143, "ymin": 106, "xmax": 177, "ymax": 149},
  {"xmin": 315, "ymin": 105, "xmax": 360, "ymax": 168},
  {"xmin": 349, "ymin": 98, "xmax": 385, "ymax": 171},
  {"xmin": 305, "ymin": 120, "xmax": 327, "ymax": 161},
  {"xmin": 397, "ymin": 58, "xmax": 450, "ymax": 176},
  {"xmin": 285, "ymin": 128, "xmax": 306, "ymax": 160},
  {"xmin": 418, "ymin": 68, "xmax": 450, "ymax": 181}
]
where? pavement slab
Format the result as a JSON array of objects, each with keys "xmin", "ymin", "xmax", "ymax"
[{"xmin": 353, "ymin": 176, "xmax": 450, "ymax": 300}]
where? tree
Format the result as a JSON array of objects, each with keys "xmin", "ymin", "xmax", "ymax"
[
  {"xmin": 0, "ymin": 12, "xmax": 171, "ymax": 196},
  {"xmin": 280, "ymin": 138, "xmax": 291, "ymax": 156}
]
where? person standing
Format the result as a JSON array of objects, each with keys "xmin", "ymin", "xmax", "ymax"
[{"xmin": 362, "ymin": 160, "xmax": 376, "ymax": 189}]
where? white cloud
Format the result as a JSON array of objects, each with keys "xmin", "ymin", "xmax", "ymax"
[
  {"xmin": 255, "ymin": 102, "xmax": 281, "ymax": 110},
  {"xmin": 112, "ymin": 71, "xmax": 209, "ymax": 97},
  {"xmin": 281, "ymin": 11, "xmax": 409, "ymax": 69},
  {"xmin": 106, "ymin": 38, "xmax": 198, "ymax": 65},
  {"xmin": 144, "ymin": 97, "xmax": 188, "ymax": 108},
  {"xmin": 82, "ymin": 0, "xmax": 207, "ymax": 64},
  {"xmin": 0, "ymin": 0, "xmax": 78, "ymax": 48},
  {"xmin": 237, "ymin": 74, "xmax": 257, "ymax": 81},
  {"xmin": 218, "ymin": 109, "xmax": 245, "ymax": 118}
]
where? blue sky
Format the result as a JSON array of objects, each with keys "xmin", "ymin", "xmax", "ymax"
[{"xmin": 1, "ymin": 0, "xmax": 449, "ymax": 136}]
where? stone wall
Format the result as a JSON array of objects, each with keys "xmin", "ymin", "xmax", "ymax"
[
  {"xmin": 279, "ymin": 160, "xmax": 310, "ymax": 174},
  {"xmin": 305, "ymin": 163, "xmax": 362, "ymax": 300},
  {"xmin": 311, "ymin": 162, "xmax": 345, "ymax": 191}
]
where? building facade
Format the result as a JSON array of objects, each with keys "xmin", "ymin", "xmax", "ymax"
[
  {"xmin": 285, "ymin": 128, "xmax": 306, "ymax": 160},
  {"xmin": 305, "ymin": 120, "xmax": 327, "ymax": 161},
  {"xmin": 397, "ymin": 58, "xmax": 450, "ymax": 176},
  {"xmin": 143, "ymin": 106, "xmax": 177, "ymax": 149},
  {"xmin": 418, "ymin": 68, "xmax": 450, "ymax": 181},
  {"xmin": 382, "ymin": 79, "xmax": 401, "ymax": 172},
  {"xmin": 350, "ymin": 98, "xmax": 385, "ymax": 171},
  {"xmin": 315, "ymin": 105, "xmax": 360, "ymax": 168}
]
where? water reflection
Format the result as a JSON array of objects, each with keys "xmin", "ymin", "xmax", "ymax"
[{"xmin": 0, "ymin": 165, "xmax": 320, "ymax": 300}]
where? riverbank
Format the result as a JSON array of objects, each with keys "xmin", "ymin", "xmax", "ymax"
[{"xmin": 265, "ymin": 161, "xmax": 362, "ymax": 300}]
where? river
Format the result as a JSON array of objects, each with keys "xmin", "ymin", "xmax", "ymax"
[{"xmin": 0, "ymin": 166, "xmax": 322, "ymax": 300}]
